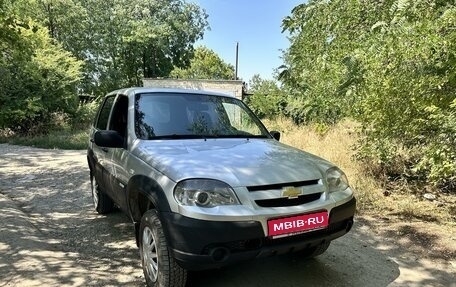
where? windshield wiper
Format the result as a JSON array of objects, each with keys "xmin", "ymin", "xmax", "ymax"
[
  {"xmin": 149, "ymin": 134, "xmax": 269, "ymax": 140},
  {"xmin": 203, "ymin": 134, "xmax": 269, "ymax": 139},
  {"xmin": 149, "ymin": 134, "xmax": 205, "ymax": 140}
]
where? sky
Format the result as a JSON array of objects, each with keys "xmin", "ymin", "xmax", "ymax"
[{"xmin": 192, "ymin": 0, "xmax": 304, "ymax": 82}]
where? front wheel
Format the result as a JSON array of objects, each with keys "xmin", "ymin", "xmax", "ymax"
[
  {"xmin": 139, "ymin": 210, "xmax": 187, "ymax": 287},
  {"xmin": 90, "ymin": 174, "xmax": 114, "ymax": 214}
]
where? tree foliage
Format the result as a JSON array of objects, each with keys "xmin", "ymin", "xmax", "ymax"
[
  {"xmin": 245, "ymin": 75, "xmax": 286, "ymax": 119},
  {"xmin": 1, "ymin": 2, "xmax": 82, "ymax": 134},
  {"xmin": 281, "ymin": 0, "xmax": 456, "ymax": 187},
  {"xmin": 8, "ymin": 0, "xmax": 209, "ymax": 95},
  {"xmin": 170, "ymin": 46, "xmax": 234, "ymax": 80},
  {"xmin": 1, "ymin": 0, "xmax": 210, "ymax": 134}
]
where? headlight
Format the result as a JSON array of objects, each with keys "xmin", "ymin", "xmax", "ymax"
[
  {"xmin": 325, "ymin": 167, "xmax": 349, "ymax": 192},
  {"xmin": 174, "ymin": 179, "xmax": 240, "ymax": 207}
]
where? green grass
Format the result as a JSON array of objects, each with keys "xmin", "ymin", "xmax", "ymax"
[{"xmin": 0, "ymin": 129, "xmax": 90, "ymax": 150}]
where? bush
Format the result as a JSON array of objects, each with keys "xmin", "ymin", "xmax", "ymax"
[
  {"xmin": 414, "ymin": 101, "xmax": 456, "ymax": 190},
  {"xmin": 246, "ymin": 75, "xmax": 287, "ymax": 119},
  {"xmin": 284, "ymin": 97, "xmax": 343, "ymax": 125},
  {"xmin": 70, "ymin": 100, "xmax": 100, "ymax": 131},
  {"xmin": 355, "ymin": 3, "xmax": 456, "ymax": 189},
  {"xmin": 281, "ymin": 0, "xmax": 456, "ymax": 190},
  {"xmin": 0, "ymin": 20, "xmax": 82, "ymax": 135}
]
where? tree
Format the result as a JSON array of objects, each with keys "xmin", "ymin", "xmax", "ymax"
[
  {"xmin": 245, "ymin": 74, "xmax": 286, "ymax": 119},
  {"xmin": 170, "ymin": 46, "xmax": 234, "ymax": 80},
  {"xmin": 1, "ymin": 1, "xmax": 82, "ymax": 134},
  {"xmin": 0, "ymin": 20, "xmax": 82, "ymax": 134},
  {"xmin": 1, "ymin": 0, "xmax": 210, "ymax": 134},
  {"xmin": 279, "ymin": 0, "xmax": 379, "ymax": 124},
  {"xmin": 15, "ymin": 0, "xmax": 209, "ymax": 95},
  {"xmin": 354, "ymin": 0, "xmax": 456, "ymax": 187},
  {"xmin": 281, "ymin": 0, "xmax": 456, "ymax": 187}
]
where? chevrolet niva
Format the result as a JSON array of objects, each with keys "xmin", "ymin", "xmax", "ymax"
[{"xmin": 87, "ymin": 87, "xmax": 356, "ymax": 287}]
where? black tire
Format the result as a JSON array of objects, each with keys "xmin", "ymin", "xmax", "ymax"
[
  {"xmin": 90, "ymin": 174, "xmax": 114, "ymax": 214},
  {"xmin": 302, "ymin": 241, "xmax": 331, "ymax": 258},
  {"xmin": 139, "ymin": 209, "xmax": 187, "ymax": 287}
]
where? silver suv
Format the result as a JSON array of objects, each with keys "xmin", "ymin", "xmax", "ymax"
[{"xmin": 87, "ymin": 87, "xmax": 356, "ymax": 287}]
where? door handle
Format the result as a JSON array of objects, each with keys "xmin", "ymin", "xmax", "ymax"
[{"xmin": 101, "ymin": 147, "xmax": 108, "ymax": 153}]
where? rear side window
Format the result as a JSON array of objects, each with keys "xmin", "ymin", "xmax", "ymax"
[{"xmin": 95, "ymin": 96, "xmax": 115, "ymax": 130}]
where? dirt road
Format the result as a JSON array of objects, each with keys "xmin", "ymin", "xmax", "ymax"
[{"xmin": 0, "ymin": 144, "xmax": 454, "ymax": 287}]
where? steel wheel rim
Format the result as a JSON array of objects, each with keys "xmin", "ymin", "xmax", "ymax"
[
  {"xmin": 91, "ymin": 177, "xmax": 99, "ymax": 209},
  {"xmin": 142, "ymin": 226, "xmax": 158, "ymax": 282}
]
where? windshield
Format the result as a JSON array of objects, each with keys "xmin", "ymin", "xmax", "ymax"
[{"xmin": 135, "ymin": 93, "xmax": 270, "ymax": 139}]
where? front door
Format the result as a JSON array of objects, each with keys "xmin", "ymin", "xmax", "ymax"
[
  {"xmin": 106, "ymin": 95, "xmax": 130, "ymax": 212},
  {"xmin": 90, "ymin": 96, "xmax": 116, "ymax": 194}
]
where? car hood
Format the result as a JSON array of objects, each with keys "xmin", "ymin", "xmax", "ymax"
[{"xmin": 132, "ymin": 138, "xmax": 333, "ymax": 187}]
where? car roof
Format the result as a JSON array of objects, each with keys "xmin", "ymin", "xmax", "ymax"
[{"xmin": 106, "ymin": 87, "xmax": 235, "ymax": 98}]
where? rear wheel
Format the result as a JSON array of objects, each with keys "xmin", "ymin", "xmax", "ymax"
[
  {"xmin": 90, "ymin": 174, "xmax": 114, "ymax": 214},
  {"xmin": 139, "ymin": 209, "xmax": 187, "ymax": 287}
]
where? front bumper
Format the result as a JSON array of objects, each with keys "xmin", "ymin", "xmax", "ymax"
[{"xmin": 159, "ymin": 197, "xmax": 356, "ymax": 270}]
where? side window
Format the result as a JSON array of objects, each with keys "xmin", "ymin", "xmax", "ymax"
[
  {"xmin": 109, "ymin": 96, "xmax": 129, "ymax": 137},
  {"xmin": 95, "ymin": 96, "xmax": 115, "ymax": 130}
]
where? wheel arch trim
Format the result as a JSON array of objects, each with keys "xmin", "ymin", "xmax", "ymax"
[{"xmin": 126, "ymin": 174, "xmax": 171, "ymax": 223}]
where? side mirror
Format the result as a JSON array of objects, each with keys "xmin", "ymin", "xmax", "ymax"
[
  {"xmin": 270, "ymin": 131, "xmax": 280, "ymax": 141},
  {"xmin": 94, "ymin": 130, "xmax": 124, "ymax": 148}
]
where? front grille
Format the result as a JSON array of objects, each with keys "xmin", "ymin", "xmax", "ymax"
[
  {"xmin": 255, "ymin": 193, "xmax": 322, "ymax": 207},
  {"xmin": 247, "ymin": 179, "xmax": 320, "ymax": 192}
]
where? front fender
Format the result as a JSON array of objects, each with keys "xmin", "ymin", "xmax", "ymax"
[
  {"xmin": 126, "ymin": 175, "xmax": 172, "ymax": 222},
  {"xmin": 127, "ymin": 175, "xmax": 174, "ymax": 246}
]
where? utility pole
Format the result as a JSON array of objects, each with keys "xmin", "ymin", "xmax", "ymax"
[{"xmin": 235, "ymin": 42, "xmax": 239, "ymax": 80}]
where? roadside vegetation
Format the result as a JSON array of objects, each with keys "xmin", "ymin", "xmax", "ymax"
[
  {"xmin": 0, "ymin": 100, "xmax": 99, "ymax": 149},
  {"xmin": 247, "ymin": 0, "xmax": 455, "ymax": 224},
  {"xmin": 251, "ymin": 0, "xmax": 456, "ymax": 191},
  {"xmin": 1, "ymin": 0, "xmax": 210, "ymax": 140},
  {"xmin": 0, "ymin": 129, "xmax": 88, "ymax": 150},
  {"xmin": 263, "ymin": 118, "xmax": 455, "ymax": 225}
]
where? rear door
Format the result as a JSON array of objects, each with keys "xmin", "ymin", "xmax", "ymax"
[{"xmin": 90, "ymin": 96, "xmax": 116, "ymax": 195}]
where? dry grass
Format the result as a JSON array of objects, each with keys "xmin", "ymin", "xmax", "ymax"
[{"xmin": 263, "ymin": 117, "xmax": 455, "ymax": 225}]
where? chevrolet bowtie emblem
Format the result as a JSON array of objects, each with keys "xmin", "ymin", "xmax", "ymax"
[{"xmin": 282, "ymin": 186, "xmax": 302, "ymax": 199}]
